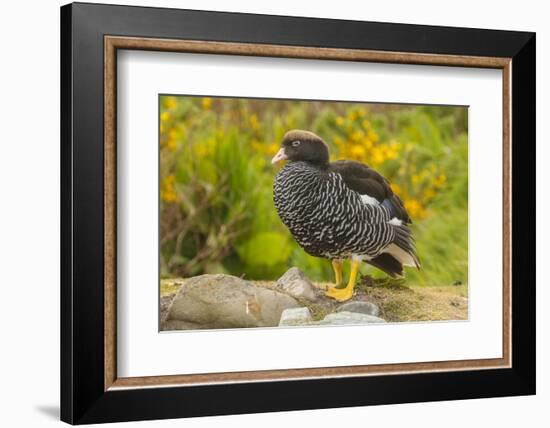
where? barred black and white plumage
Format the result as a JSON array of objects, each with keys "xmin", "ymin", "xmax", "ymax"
[
  {"xmin": 274, "ymin": 160, "xmax": 419, "ymax": 267},
  {"xmin": 271, "ymin": 130, "xmax": 420, "ymax": 294}
]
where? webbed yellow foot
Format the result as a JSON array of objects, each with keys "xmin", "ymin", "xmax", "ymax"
[
  {"xmin": 325, "ymin": 285, "xmax": 354, "ymax": 302},
  {"xmin": 324, "ymin": 259, "xmax": 361, "ymax": 302},
  {"xmin": 325, "ymin": 259, "xmax": 345, "ymax": 296}
]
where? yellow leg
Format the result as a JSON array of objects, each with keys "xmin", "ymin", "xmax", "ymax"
[
  {"xmin": 325, "ymin": 260, "xmax": 360, "ymax": 302},
  {"xmin": 331, "ymin": 260, "xmax": 343, "ymax": 287}
]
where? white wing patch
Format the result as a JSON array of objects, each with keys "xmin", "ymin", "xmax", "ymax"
[
  {"xmin": 352, "ymin": 253, "xmax": 372, "ymax": 261},
  {"xmin": 360, "ymin": 194, "xmax": 380, "ymax": 206},
  {"xmin": 388, "ymin": 217, "xmax": 403, "ymax": 226}
]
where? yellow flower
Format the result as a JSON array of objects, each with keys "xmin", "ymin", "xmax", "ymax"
[
  {"xmin": 160, "ymin": 175, "xmax": 177, "ymax": 203},
  {"xmin": 250, "ymin": 114, "xmax": 260, "ymax": 131},
  {"xmin": 362, "ymin": 119, "xmax": 371, "ymax": 129},
  {"xmin": 166, "ymin": 137, "xmax": 177, "ymax": 152},
  {"xmin": 367, "ymin": 128, "xmax": 379, "ymax": 143},
  {"xmin": 162, "ymin": 191, "xmax": 177, "ymax": 203},
  {"xmin": 201, "ymin": 97, "xmax": 213, "ymax": 109},
  {"xmin": 390, "ymin": 183, "xmax": 402, "ymax": 195},
  {"xmin": 160, "ymin": 111, "xmax": 171, "ymax": 122},
  {"xmin": 163, "ymin": 97, "xmax": 177, "ymax": 110},
  {"xmin": 350, "ymin": 144, "xmax": 366, "ymax": 158},
  {"xmin": 433, "ymin": 174, "xmax": 447, "ymax": 188},
  {"xmin": 335, "ymin": 116, "xmax": 345, "ymax": 126},
  {"xmin": 351, "ymin": 130, "xmax": 363, "ymax": 143},
  {"xmin": 347, "ymin": 110, "xmax": 358, "ymax": 121},
  {"xmin": 266, "ymin": 143, "xmax": 279, "ymax": 155},
  {"xmin": 164, "ymin": 175, "xmax": 175, "ymax": 185},
  {"xmin": 423, "ymin": 188, "xmax": 436, "ymax": 201},
  {"xmin": 404, "ymin": 199, "xmax": 425, "ymax": 219},
  {"xmin": 378, "ymin": 143, "xmax": 398, "ymax": 160},
  {"xmin": 371, "ymin": 148, "xmax": 385, "ymax": 165}
]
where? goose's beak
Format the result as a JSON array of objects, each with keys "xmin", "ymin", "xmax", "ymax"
[{"xmin": 271, "ymin": 147, "xmax": 288, "ymax": 164}]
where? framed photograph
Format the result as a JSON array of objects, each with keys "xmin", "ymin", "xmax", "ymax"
[{"xmin": 61, "ymin": 2, "xmax": 535, "ymax": 424}]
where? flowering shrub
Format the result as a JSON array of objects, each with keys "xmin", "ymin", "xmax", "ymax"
[{"xmin": 160, "ymin": 96, "xmax": 468, "ymax": 286}]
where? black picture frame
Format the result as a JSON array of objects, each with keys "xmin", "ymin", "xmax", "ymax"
[{"xmin": 61, "ymin": 2, "xmax": 535, "ymax": 424}]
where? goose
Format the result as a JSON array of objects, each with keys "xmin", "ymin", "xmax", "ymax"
[{"xmin": 272, "ymin": 130, "xmax": 420, "ymax": 302}]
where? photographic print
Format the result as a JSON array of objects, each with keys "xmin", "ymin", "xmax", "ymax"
[
  {"xmin": 62, "ymin": 6, "xmax": 534, "ymax": 421},
  {"xmin": 159, "ymin": 95, "xmax": 468, "ymax": 331}
]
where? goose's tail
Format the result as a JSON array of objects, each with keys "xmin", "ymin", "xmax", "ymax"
[{"xmin": 382, "ymin": 224, "xmax": 421, "ymax": 270}]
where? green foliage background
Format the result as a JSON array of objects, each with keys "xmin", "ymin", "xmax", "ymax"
[{"xmin": 160, "ymin": 96, "xmax": 468, "ymax": 286}]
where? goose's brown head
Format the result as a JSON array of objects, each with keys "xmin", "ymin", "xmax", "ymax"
[{"xmin": 271, "ymin": 130, "xmax": 329, "ymax": 167}]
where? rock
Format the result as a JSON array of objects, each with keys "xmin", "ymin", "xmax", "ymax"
[
  {"xmin": 160, "ymin": 295, "xmax": 176, "ymax": 324},
  {"xmin": 319, "ymin": 311, "xmax": 386, "ymax": 325},
  {"xmin": 162, "ymin": 319, "xmax": 209, "ymax": 330},
  {"xmin": 279, "ymin": 307, "xmax": 313, "ymax": 326},
  {"xmin": 279, "ymin": 307, "xmax": 386, "ymax": 328},
  {"xmin": 165, "ymin": 274, "xmax": 300, "ymax": 329},
  {"xmin": 276, "ymin": 267, "xmax": 319, "ymax": 301},
  {"xmin": 336, "ymin": 301, "xmax": 380, "ymax": 317}
]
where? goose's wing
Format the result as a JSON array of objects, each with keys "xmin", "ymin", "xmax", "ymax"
[{"xmin": 329, "ymin": 160, "xmax": 412, "ymax": 224}]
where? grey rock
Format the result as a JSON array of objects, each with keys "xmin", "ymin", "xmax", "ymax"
[
  {"xmin": 160, "ymin": 295, "xmax": 176, "ymax": 324},
  {"xmin": 336, "ymin": 301, "xmax": 380, "ymax": 317},
  {"xmin": 276, "ymin": 267, "xmax": 319, "ymax": 302},
  {"xmin": 166, "ymin": 274, "xmax": 300, "ymax": 329},
  {"xmin": 319, "ymin": 311, "xmax": 386, "ymax": 325},
  {"xmin": 279, "ymin": 307, "xmax": 313, "ymax": 326},
  {"xmin": 161, "ymin": 319, "xmax": 209, "ymax": 331}
]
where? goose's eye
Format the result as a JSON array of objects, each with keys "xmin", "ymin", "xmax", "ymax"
[{"xmin": 291, "ymin": 140, "xmax": 301, "ymax": 147}]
